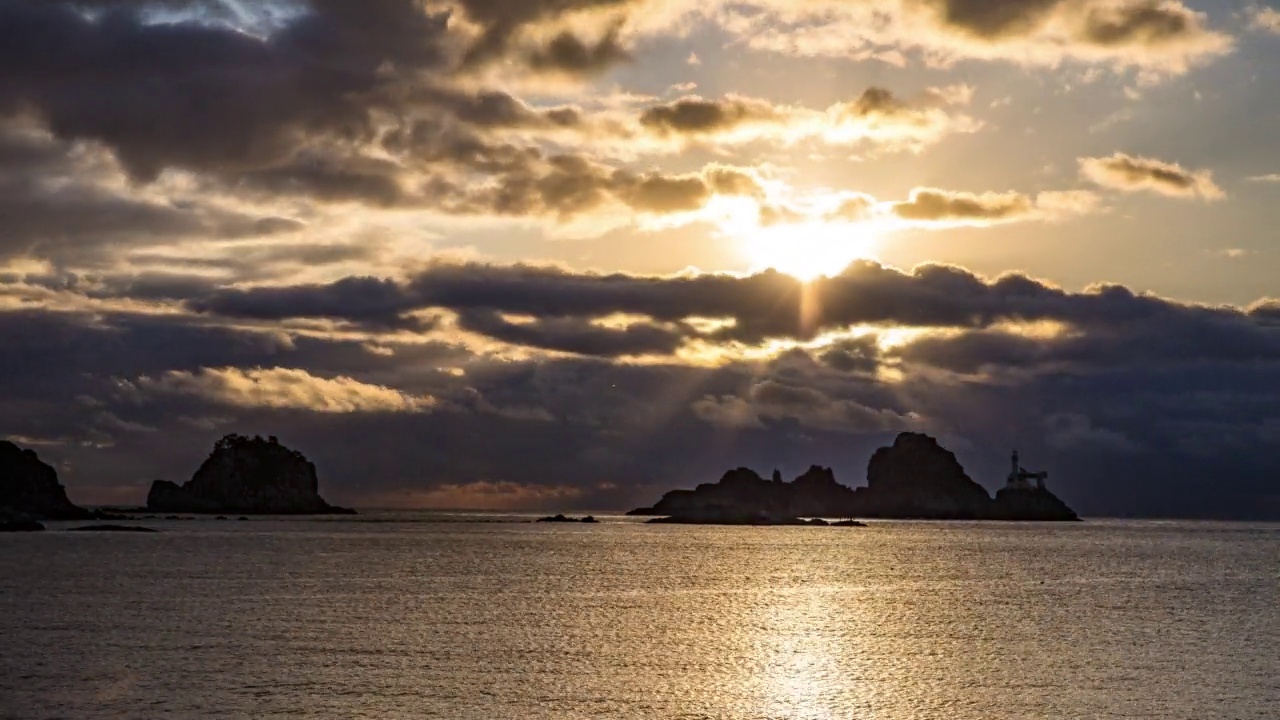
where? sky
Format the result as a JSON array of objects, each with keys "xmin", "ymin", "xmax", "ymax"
[{"xmin": 1, "ymin": 0, "xmax": 1279, "ymax": 518}]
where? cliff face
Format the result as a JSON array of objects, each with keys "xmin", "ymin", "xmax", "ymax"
[
  {"xmin": 0, "ymin": 441, "xmax": 91, "ymax": 520},
  {"xmin": 861, "ymin": 432, "xmax": 993, "ymax": 519},
  {"xmin": 147, "ymin": 435, "xmax": 353, "ymax": 514}
]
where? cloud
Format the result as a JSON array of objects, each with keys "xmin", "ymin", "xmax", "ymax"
[
  {"xmin": 717, "ymin": 0, "xmax": 1232, "ymax": 76},
  {"xmin": 0, "ymin": 0, "xmax": 449, "ymax": 181},
  {"xmin": 4, "ymin": 270, "xmax": 1280, "ymax": 518},
  {"xmin": 134, "ymin": 367, "xmax": 436, "ymax": 413},
  {"xmin": 525, "ymin": 27, "xmax": 631, "ymax": 75},
  {"xmin": 887, "ymin": 187, "xmax": 1099, "ymax": 226},
  {"xmin": 891, "ymin": 187, "xmax": 1032, "ymax": 223},
  {"xmin": 160, "ymin": 259, "xmax": 1275, "ymax": 363},
  {"xmin": 1246, "ymin": 174, "xmax": 1280, "ymax": 183},
  {"xmin": 1079, "ymin": 153, "xmax": 1224, "ymax": 200},
  {"xmin": 1249, "ymin": 7, "xmax": 1280, "ymax": 34},
  {"xmin": 634, "ymin": 86, "xmax": 979, "ymax": 151},
  {"xmin": 696, "ymin": 380, "xmax": 916, "ymax": 432}
]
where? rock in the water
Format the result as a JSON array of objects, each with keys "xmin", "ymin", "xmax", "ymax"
[
  {"xmin": 537, "ymin": 513, "xmax": 598, "ymax": 523},
  {"xmin": 0, "ymin": 441, "xmax": 92, "ymax": 520},
  {"xmin": 627, "ymin": 466, "xmax": 862, "ymax": 524},
  {"xmin": 67, "ymin": 525, "xmax": 158, "ymax": 533},
  {"xmin": 630, "ymin": 432, "xmax": 1080, "ymax": 523},
  {"xmin": 862, "ymin": 432, "xmax": 993, "ymax": 519},
  {"xmin": 991, "ymin": 487, "xmax": 1079, "ymax": 521},
  {"xmin": 146, "ymin": 434, "xmax": 354, "ymax": 515},
  {"xmin": 0, "ymin": 518, "xmax": 46, "ymax": 532}
]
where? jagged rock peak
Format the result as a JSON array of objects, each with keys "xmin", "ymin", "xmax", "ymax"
[
  {"xmin": 863, "ymin": 431, "xmax": 992, "ymax": 518},
  {"xmin": 793, "ymin": 465, "xmax": 838, "ymax": 485}
]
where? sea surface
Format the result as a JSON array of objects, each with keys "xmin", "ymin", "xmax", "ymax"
[{"xmin": 1, "ymin": 515, "xmax": 1277, "ymax": 719}]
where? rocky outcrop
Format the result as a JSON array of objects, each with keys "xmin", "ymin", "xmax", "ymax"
[
  {"xmin": 861, "ymin": 432, "xmax": 994, "ymax": 519},
  {"xmin": 628, "ymin": 465, "xmax": 864, "ymax": 525},
  {"xmin": 537, "ymin": 514, "xmax": 599, "ymax": 523},
  {"xmin": 991, "ymin": 487, "xmax": 1079, "ymax": 521},
  {"xmin": 630, "ymin": 432, "xmax": 1080, "ymax": 523},
  {"xmin": 0, "ymin": 441, "xmax": 92, "ymax": 521},
  {"xmin": 146, "ymin": 434, "xmax": 354, "ymax": 515}
]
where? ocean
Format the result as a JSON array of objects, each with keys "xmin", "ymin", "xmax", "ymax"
[{"xmin": 1, "ymin": 515, "xmax": 1277, "ymax": 719}]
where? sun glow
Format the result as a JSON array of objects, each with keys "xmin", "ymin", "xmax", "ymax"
[{"xmin": 742, "ymin": 221, "xmax": 880, "ymax": 281}]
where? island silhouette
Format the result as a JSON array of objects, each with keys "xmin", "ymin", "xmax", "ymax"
[
  {"xmin": 147, "ymin": 434, "xmax": 354, "ymax": 515},
  {"xmin": 628, "ymin": 432, "xmax": 1078, "ymax": 524},
  {"xmin": 1, "ymin": 434, "xmax": 351, "ymax": 530}
]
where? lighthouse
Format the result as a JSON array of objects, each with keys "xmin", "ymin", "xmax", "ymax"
[{"xmin": 1006, "ymin": 449, "xmax": 1048, "ymax": 490}]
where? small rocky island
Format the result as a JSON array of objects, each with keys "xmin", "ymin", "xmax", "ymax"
[
  {"xmin": 629, "ymin": 432, "xmax": 1079, "ymax": 524},
  {"xmin": 147, "ymin": 434, "xmax": 354, "ymax": 515}
]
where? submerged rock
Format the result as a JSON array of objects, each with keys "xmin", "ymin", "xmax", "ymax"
[
  {"xmin": 146, "ymin": 434, "xmax": 354, "ymax": 515},
  {"xmin": 0, "ymin": 441, "xmax": 91, "ymax": 521}
]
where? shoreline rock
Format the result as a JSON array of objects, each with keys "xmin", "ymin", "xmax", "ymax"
[{"xmin": 146, "ymin": 434, "xmax": 354, "ymax": 515}]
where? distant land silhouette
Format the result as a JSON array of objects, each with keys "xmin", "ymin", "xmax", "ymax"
[
  {"xmin": 1, "ymin": 435, "xmax": 351, "ymax": 530},
  {"xmin": 628, "ymin": 432, "xmax": 1078, "ymax": 524},
  {"xmin": 147, "ymin": 434, "xmax": 354, "ymax": 515}
]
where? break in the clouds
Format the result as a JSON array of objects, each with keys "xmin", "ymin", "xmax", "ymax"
[
  {"xmin": 1079, "ymin": 153, "xmax": 1224, "ymax": 200},
  {"xmin": 1, "ymin": 0, "xmax": 1278, "ymax": 519}
]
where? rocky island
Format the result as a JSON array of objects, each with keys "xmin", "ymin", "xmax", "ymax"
[
  {"xmin": 1, "ymin": 440, "xmax": 94, "ymax": 529},
  {"xmin": 629, "ymin": 432, "xmax": 1079, "ymax": 524},
  {"xmin": 146, "ymin": 434, "xmax": 354, "ymax": 515}
]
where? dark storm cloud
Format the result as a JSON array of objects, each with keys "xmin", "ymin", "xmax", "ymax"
[{"xmin": 0, "ymin": 0, "xmax": 449, "ymax": 181}]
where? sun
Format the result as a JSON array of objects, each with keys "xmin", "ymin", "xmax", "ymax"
[{"xmin": 743, "ymin": 221, "xmax": 880, "ymax": 281}]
